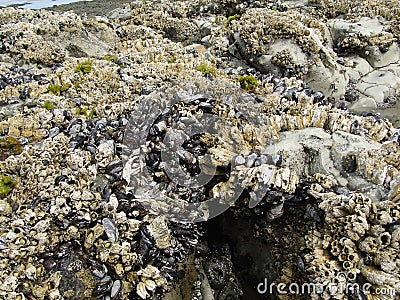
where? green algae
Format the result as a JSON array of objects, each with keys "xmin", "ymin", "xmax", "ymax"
[
  {"xmin": 75, "ymin": 60, "xmax": 93, "ymax": 74},
  {"xmin": 236, "ymin": 75, "xmax": 259, "ymax": 92},
  {"xmin": 0, "ymin": 174, "xmax": 16, "ymax": 198},
  {"xmin": 196, "ymin": 62, "xmax": 217, "ymax": 77}
]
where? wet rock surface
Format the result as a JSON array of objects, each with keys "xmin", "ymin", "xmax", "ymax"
[{"xmin": 0, "ymin": 1, "xmax": 400, "ymax": 300}]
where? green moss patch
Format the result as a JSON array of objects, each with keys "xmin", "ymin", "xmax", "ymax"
[
  {"xmin": 43, "ymin": 100, "xmax": 55, "ymax": 110},
  {"xmin": 75, "ymin": 60, "xmax": 93, "ymax": 74},
  {"xmin": 196, "ymin": 62, "xmax": 217, "ymax": 77},
  {"xmin": 47, "ymin": 82, "xmax": 71, "ymax": 96},
  {"xmin": 0, "ymin": 174, "xmax": 16, "ymax": 198},
  {"xmin": 225, "ymin": 14, "xmax": 241, "ymax": 27},
  {"xmin": 104, "ymin": 56, "xmax": 118, "ymax": 63},
  {"xmin": 236, "ymin": 75, "xmax": 259, "ymax": 92}
]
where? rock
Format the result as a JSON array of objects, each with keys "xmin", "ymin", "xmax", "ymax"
[
  {"xmin": 364, "ymin": 43, "xmax": 400, "ymax": 68},
  {"xmin": 305, "ymin": 62, "xmax": 347, "ymax": 99},
  {"xmin": 380, "ymin": 63, "xmax": 400, "ymax": 78},
  {"xmin": 328, "ymin": 17, "xmax": 386, "ymax": 42},
  {"xmin": 346, "ymin": 55, "xmax": 373, "ymax": 80},
  {"xmin": 248, "ymin": 39, "xmax": 308, "ymax": 76},
  {"xmin": 107, "ymin": 6, "xmax": 132, "ymax": 20},
  {"xmin": 195, "ymin": 19, "xmax": 213, "ymax": 37},
  {"xmin": 282, "ymin": 0, "xmax": 308, "ymax": 8},
  {"xmin": 356, "ymin": 70, "xmax": 400, "ymax": 103},
  {"xmin": 0, "ymin": 8, "xmax": 117, "ymax": 64},
  {"xmin": 359, "ymin": 85, "xmax": 389, "ymax": 104},
  {"xmin": 328, "ymin": 17, "xmax": 399, "ymax": 68},
  {"xmin": 263, "ymin": 127, "xmax": 382, "ymax": 190},
  {"xmin": 349, "ymin": 97, "xmax": 377, "ymax": 112},
  {"xmin": 231, "ymin": 9, "xmax": 348, "ymax": 98},
  {"xmin": 62, "ymin": 33, "xmax": 110, "ymax": 58},
  {"xmin": 362, "ymin": 69, "xmax": 400, "ymax": 87}
]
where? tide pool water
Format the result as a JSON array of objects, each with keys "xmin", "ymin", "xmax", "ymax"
[{"xmin": 0, "ymin": 0, "xmax": 92, "ymax": 9}]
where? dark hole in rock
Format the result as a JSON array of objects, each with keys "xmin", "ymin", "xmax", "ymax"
[{"xmin": 200, "ymin": 197, "xmax": 314, "ymax": 300}]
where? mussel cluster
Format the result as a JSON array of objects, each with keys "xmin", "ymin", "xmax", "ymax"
[
  {"xmin": 49, "ymin": 113, "xmax": 206, "ymax": 299},
  {"xmin": 1, "ymin": 71, "xmax": 399, "ymax": 299},
  {"xmin": 0, "ymin": 65, "xmax": 48, "ymax": 94}
]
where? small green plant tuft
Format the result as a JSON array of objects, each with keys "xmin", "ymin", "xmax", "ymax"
[
  {"xmin": 237, "ymin": 75, "xmax": 259, "ymax": 92},
  {"xmin": 47, "ymin": 82, "xmax": 70, "ymax": 95},
  {"xmin": 43, "ymin": 100, "xmax": 55, "ymax": 110},
  {"xmin": 196, "ymin": 62, "xmax": 217, "ymax": 77},
  {"xmin": 76, "ymin": 107, "xmax": 87, "ymax": 115},
  {"xmin": 75, "ymin": 60, "xmax": 93, "ymax": 74},
  {"xmin": 47, "ymin": 83, "xmax": 60, "ymax": 95},
  {"xmin": 0, "ymin": 174, "xmax": 16, "ymax": 198},
  {"xmin": 225, "ymin": 14, "xmax": 241, "ymax": 27},
  {"xmin": 60, "ymin": 83, "xmax": 71, "ymax": 92},
  {"xmin": 73, "ymin": 80, "xmax": 80, "ymax": 89},
  {"xmin": 76, "ymin": 107, "xmax": 95, "ymax": 119},
  {"xmin": 104, "ymin": 56, "xmax": 118, "ymax": 63}
]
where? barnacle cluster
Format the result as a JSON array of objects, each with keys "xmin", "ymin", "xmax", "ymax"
[
  {"xmin": 231, "ymin": 8, "xmax": 324, "ymax": 56},
  {"xmin": 305, "ymin": 185, "xmax": 400, "ymax": 299},
  {"xmin": 0, "ymin": 0, "xmax": 400, "ymax": 299},
  {"xmin": 308, "ymin": 0, "xmax": 400, "ymax": 51}
]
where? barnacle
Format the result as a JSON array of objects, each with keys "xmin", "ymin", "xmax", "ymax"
[{"xmin": 0, "ymin": 2, "xmax": 399, "ymax": 300}]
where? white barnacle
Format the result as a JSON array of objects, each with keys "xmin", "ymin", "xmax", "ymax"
[{"xmin": 136, "ymin": 282, "xmax": 149, "ymax": 300}]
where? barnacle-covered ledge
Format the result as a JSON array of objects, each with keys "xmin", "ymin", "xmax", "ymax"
[
  {"xmin": 0, "ymin": 1, "xmax": 400, "ymax": 298},
  {"xmin": 1, "ymin": 69, "xmax": 400, "ymax": 299}
]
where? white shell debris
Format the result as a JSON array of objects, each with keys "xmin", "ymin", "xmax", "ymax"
[{"xmin": 102, "ymin": 218, "xmax": 119, "ymax": 243}]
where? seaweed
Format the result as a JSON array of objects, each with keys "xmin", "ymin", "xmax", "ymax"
[
  {"xmin": 75, "ymin": 60, "xmax": 93, "ymax": 74},
  {"xmin": 236, "ymin": 75, "xmax": 259, "ymax": 92}
]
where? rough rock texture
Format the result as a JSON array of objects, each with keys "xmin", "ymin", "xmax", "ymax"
[
  {"xmin": 0, "ymin": 9, "xmax": 118, "ymax": 66},
  {"xmin": 0, "ymin": 1, "xmax": 400, "ymax": 300},
  {"xmin": 229, "ymin": 8, "xmax": 348, "ymax": 99}
]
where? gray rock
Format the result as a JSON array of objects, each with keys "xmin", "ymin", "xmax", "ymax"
[
  {"xmin": 62, "ymin": 32, "xmax": 110, "ymax": 58},
  {"xmin": 107, "ymin": 6, "xmax": 132, "ymax": 20},
  {"xmin": 364, "ymin": 44, "xmax": 400, "ymax": 68},
  {"xmin": 281, "ymin": 0, "xmax": 308, "ymax": 8},
  {"xmin": 328, "ymin": 17, "xmax": 399, "ymax": 68},
  {"xmin": 345, "ymin": 55, "xmax": 373, "ymax": 80},
  {"xmin": 245, "ymin": 153, "xmax": 258, "ymax": 168},
  {"xmin": 195, "ymin": 19, "xmax": 212, "ymax": 36},
  {"xmin": 380, "ymin": 63, "xmax": 400, "ymax": 78},
  {"xmin": 305, "ymin": 62, "xmax": 347, "ymax": 99},
  {"xmin": 328, "ymin": 17, "xmax": 385, "ymax": 42},
  {"xmin": 53, "ymin": 28, "xmax": 118, "ymax": 58},
  {"xmin": 233, "ymin": 30, "xmax": 347, "ymax": 98},
  {"xmin": 249, "ymin": 39, "xmax": 308, "ymax": 75},
  {"xmin": 49, "ymin": 127, "xmax": 60, "ymax": 138},
  {"xmin": 262, "ymin": 128, "xmax": 383, "ymax": 197},
  {"xmin": 356, "ymin": 70, "xmax": 400, "ymax": 103},
  {"xmin": 234, "ymin": 155, "xmax": 246, "ymax": 166},
  {"xmin": 349, "ymin": 97, "xmax": 377, "ymax": 112}
]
